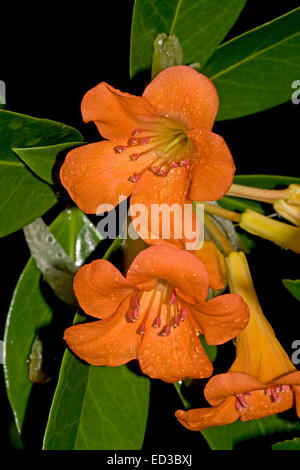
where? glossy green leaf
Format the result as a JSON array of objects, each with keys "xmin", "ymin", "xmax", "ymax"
[
  {"xmin": 130, "ymin": 0, "xmax": 247, "ymax": 78},
  {"xmin": 13, "ymin": 142, "xmax": 84, "ymax": 184},
  {"xmin": 272, "ymin": 437, "xmax": 300, "ymax": 450},
  {"xmin": 201, "ymin": 415, "xmax": 300, "ymax": 450},
  {"xmin": 151, "ymin": 33, "xmax": 183, "ymax": 79},
  {"xmin": 43, "ymin": 355, "xmax": 150, "ymax": 450},
  {"xmin": 200, "ymin": 335, "xmax": 217, "ymax": 363},
  {"xmin": 43, "ymin": 238, "xmax": 150, "ymax": 450},
  {"xmin": 282, "ymin": 279, "xmax": 300, "ymax": 302},
  {"xmin": 4, "ymin": 208, "xmax": 102, "ymax": 433},
  {"xmin": 203, "ymin": 8, "xmax": 300, "ymax": 120},
  {"xmin": 0, "ymin": 109, "xmax": 83, "ymax": 237}
]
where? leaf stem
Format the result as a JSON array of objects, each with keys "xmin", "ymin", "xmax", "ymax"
[
  {"xmin": 227, "ymin": 183, "xmax": 287, "ymax": 203},
  {"xmin": 203, "ymin": 203, "xmax": 241, "ymax": 222}
]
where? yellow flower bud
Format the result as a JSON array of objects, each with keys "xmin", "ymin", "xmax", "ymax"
[{"xmin": 274, "ymin": 199, "xmax": 300, "ymax": 227}]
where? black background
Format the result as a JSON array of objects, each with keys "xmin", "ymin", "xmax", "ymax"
[{"xmin": 0, "ymin": 0, "xmax": 299, "ymax": 452}]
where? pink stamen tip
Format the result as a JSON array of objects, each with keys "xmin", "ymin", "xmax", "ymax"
[
  {"xmin": 160, "ymin": 325, "xmax": 171, "ymax": 337},
  {"xmin": 129, "ymin": 173, "xmax": 141, "ymax": 183},
  {"xmin": 152, "ymin": 317, "xmax": 161, "ymax": 328},
  {"xmin": 137, "ymin": 324, "xmax": 146, "ymax": 335},
  {"xmin": 169, "ymin": 290, "xmax": 176, "ymax": 305},
  {"xmin": 159, "ymin": 169, "xmax": 169, "ymax": 177},
  {"xmin": 140, "ymin": 137, "xmax": 150, "ymax": 145},
  {"xmin": 236, "ymin": 393, "xmax": 248, "ymax": 408},
  {"xmin": 127, "ymin": 137, "xmax": 139, "ymax": 146},
  {"xmin": 152, "ymin": 166, "xmax": 161, "ymax": 174},
  {"xmin": 130, "ymin": 153, "xmax": 141, "ymax": 160},
  {"xmin": 265, "ymin": 388, "xmax": 272, "ymax": 396},
  {"xmin": 127, "ymin": 310, "xmax": 136, "ymax": 323},
  {"xmin": 245, "ymin": 391, "xmax": 252, "ymax": 396},
  {"xmin": 235, "ymin": 399, "xmax": 244, "ymax": 412},
  {"xmin": 132, "ymin": 128, "xmax": 143, "ymax": 136},
  {"xmin": 179, "ymin": 159, "xmax": 189, "ymax": 167},
  {"xmin": 180, "ymin": 308, "xmax": 188, "ymax": 321},
  {"xmin": 281, "ymin": 385, "xmax": 288, "ymax": 393},
  {"xmin": 171, "ymin": 162, "xmax": 180, "ymax": 168},
  {"xmin": 271, "ymin": 388, "xmax": 281, "ymax": 403},
  {"xmin": 173, "ymin": 315, "xmax": 181, "ymax": 328},
  {"xmin": 114, "ymin": 145, "xmax": 127, "ymax": 154}
]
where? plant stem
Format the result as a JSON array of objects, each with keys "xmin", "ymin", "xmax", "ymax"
[
  {"xmin": 227, "ymin": 184, "xmax": 287, "ymax": 203},
  {"xmin": 203, "ymin": 203, "xmax": 241, "ymax": 222},
  {"xmin": 204, "ymin": 214, "xmax": 234, "ymax": 256}
]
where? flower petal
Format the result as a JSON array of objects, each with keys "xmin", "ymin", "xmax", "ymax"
[
  {"xmin": 74, "ymin": 259, "xmax": 134, "ymax": 319},
  {"xmin": 138, "ymin": 316, "xmax": 213, "ymax": 383},
  {"xmin": 60, "ymin": 141, "xmax": 155, "ymax": 213},
  {"xmin": 192, "ymin": 241, "xmax": 226, "ymax": 290},
  {"xmin": 130, "ymin": 166, "xmax": 200, "ymax": 249},
  {"xmin": 143, "ymin": 66, "xmax": 219, "ymax": 131},
  {"xmin": 188, "ymin": 128, "xmax": 235, "ymax": 201},
  {"xmin": 205, "ymin": 371, "xmax": 266, "ymax": 406},
  {"xmin": 190, "ymin": 294, "xmax": 250, "ymax": 345},
  {"xmin": 64, "ymin": 298, "xmax": 143, "ymax": 366},
  {"xmin": 81, "ymin": 82, "xmax": 158, "ymax": 140},
  {"xmin": 126, "ymin": 245, "xmax": 209, "ymax": 303},
  {"xmin": 175, "ymin": 396, "xmax": 239, "ymax": 431}
]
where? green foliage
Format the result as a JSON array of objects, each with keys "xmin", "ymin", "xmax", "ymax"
[
  {"xmin": 282, "ymin": 279, "xmax": 300, "ymax": 302},
  {"xmin": 272, "ymin": 437, "xmax": 300, "ymax": 450},
  {"xmin": 203, "ymin": 8, "xmax": 300, "ymax": 120},
  {"xmin": 0, "ymin": 109, "xmax": 83, "ymax": 237},
  {"xmin": 130, "ymin": 0, "xmax": 247, "ymax": 78},
  {"xmin": 13, "ymin": 142, "xmax": 84, "ymax": 185},
  {"xmin": 4, "ymin": 208, "xmax": 102, "ymax": 432},
  {"xmin": 202, "ymin": 415, "xmax": 300, "ymax": 450},
  {"xmin": 43, "ymin": 351, "xmax": 150, "ymax": 450}
]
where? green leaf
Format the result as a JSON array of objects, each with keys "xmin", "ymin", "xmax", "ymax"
[
  {"xmin": 272, "ymin": 437, "xmax": 300, "ymax": 450},
  {"xmin": 201, "ymin": 414, "xmax": 300, "ymax": 450},
  {"xmin": 0, "ymin": 109, "xmax": 83, "ymax": 237},
  {"xmin": 203, "ymin": 8, "xmax": 300, "ymax": 120},
  {"xmin": 282, "ymin": 279, "xmax": 300, "ymax": 302},
  {"xmin": 151, "ymin": 33, "xmax": 183, "ymax": 79},
  {"xmin": 218, "ymin": 196, "xmax": 264, "ymax": 214},
  {"xmin": 43, "ymin": 355, "xmax": 150, "ymax": 450},
  {"xmin": 43, "ymin": 238, "xmax": 150, "ymax": 450},
  {"xmin": 4, "ymin": 208, "xmax": 102, "ymax": 433},
  {"xmin": 233, "ymin": 174, "xmax": 300, "ymax": 189},
  {"xmin": 130, "ymin": 0, "xmax": 247, "ymax": 78},
  {"xmin": 200, "ymin": 335, "xmax": 217, "ymax": 363},
  {"xmin": 13, "ymin": 142, "xmax": 84, "ymax": 184}
]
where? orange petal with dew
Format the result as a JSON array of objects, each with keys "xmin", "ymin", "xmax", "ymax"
[
  {"xmin": 188, "ymin": 128, "xmax": 235, "ymax": 201},
  {"xmin": 64, "ymin": 298, "xmax": 143, "ymax": 366},
  {"xmin": 126, "ymin": 245, "xmax": 209, "ymax": 303},
  {"xmin": 81, "ymin": 82, "xmax": 158, "ymax": 140},
  {"xmin": 190, "ymin": 294, "xmax": 250, "ymax": 346},
  {"xmin": 192, "ymin": 241, "xmax": 226, "ymax": 290},
  {"xmin": 143, "ymin": 66, "xmax": 219, "ymax": 131},
  {"xmin": 175, "ymin": 396, "xmax": 239, "ymax": 431},
  {"xmin": 130, "ymin": 166, "xmax": 200, "ymax": 249},
  {"xmin": 60, "ymin": 140, "xmax": 154, "ymax": 213},
  {"xmin": 74, "ymin": 259, "xmax": 134, "ymax": 319},
  {"xmin": 138, "ymin": 315, "xmax": 213, "ymax": 383}
]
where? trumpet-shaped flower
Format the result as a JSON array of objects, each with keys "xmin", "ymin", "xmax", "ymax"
[
  {"xmin": 239, "ymin": 209, "xmax": 300, "ymax": 253},
  {"xmin": 274, "ymin": 199, "xmax": 300, "ymax": 227},
  {"xmin": 176, "ymin": 251, "xmax": 300, "ymax": 430},
  {"xmin": 60, "ymin": 66, "xmax": 235, "ymax": 245},
  {"xmin": 64, "ymin": 245, "xmax": 249, "ymax": 383}
]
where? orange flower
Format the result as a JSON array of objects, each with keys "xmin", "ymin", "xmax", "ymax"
[
  {"xmin": 176, "ymin": 251, "xmax": 300, "ymax": 430},
  {"xmin": 60, "ymin": 66, "xmax": 235, "ymax": 225},
  {"xmin": 64, "ymin": 245, "xmax": 249, "ymax": 383}
]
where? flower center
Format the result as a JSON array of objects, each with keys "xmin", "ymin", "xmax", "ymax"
[
  {"xmin": 114, "ymin": 121, "xmax": 196, "ymax": 181},
  {"xmin": 126, "ymin": 280, "xmax": 188, "ymax": 337}
]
